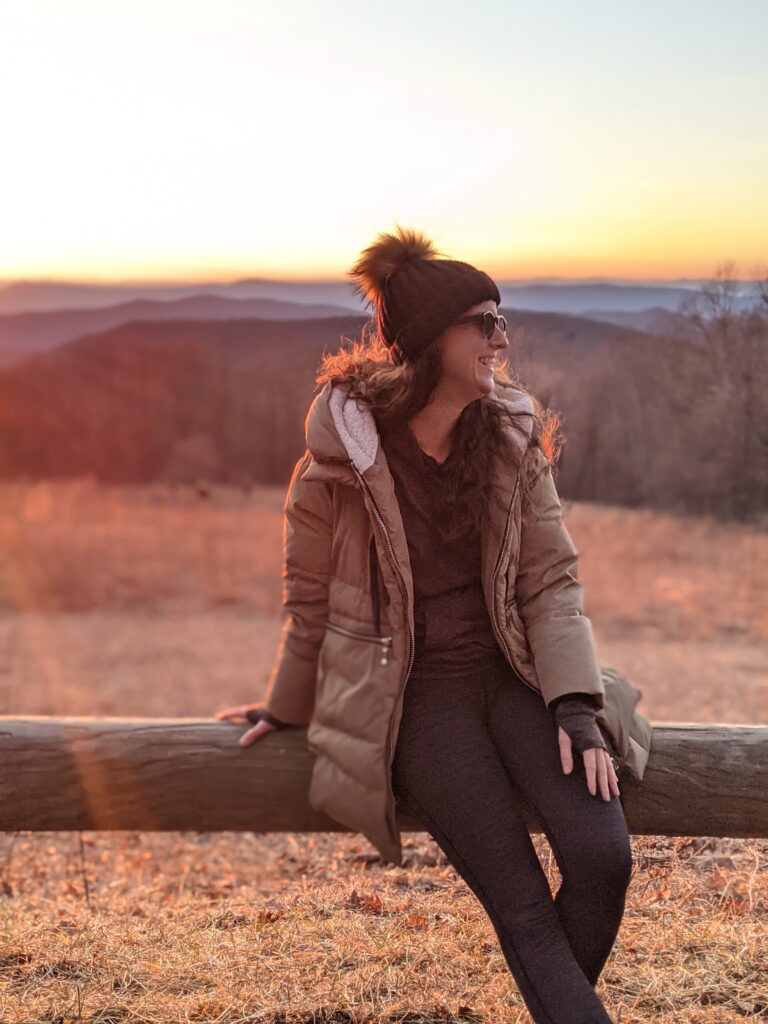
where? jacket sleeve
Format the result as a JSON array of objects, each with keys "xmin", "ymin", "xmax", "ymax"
[
  {"xmin": 262, "ymin": 450, "xmax": 334, "ymax": 726},
  {"xmin": 514, "ymin": 446, "xmax": 605, "ymax": 710}
]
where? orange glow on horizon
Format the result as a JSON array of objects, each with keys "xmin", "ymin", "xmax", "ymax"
[{"xmin": 2, "ymin": 255, "xmax": 765, "ymax": 287}]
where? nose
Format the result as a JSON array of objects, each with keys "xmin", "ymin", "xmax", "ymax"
[{"xmin": 491, "ymin": 324, "xmax": 509, "ymax": 349}]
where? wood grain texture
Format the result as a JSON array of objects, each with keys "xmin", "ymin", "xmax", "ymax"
[{"xmin": 1, "ymin": 718, "xmax": 766, "ymax": 838}]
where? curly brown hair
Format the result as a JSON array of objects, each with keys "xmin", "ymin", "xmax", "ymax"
[{"xmin": 315, "ymin": 319, "xmax": 564, "ymax": 545}]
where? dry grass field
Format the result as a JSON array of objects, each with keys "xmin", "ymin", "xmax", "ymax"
[{"xmin": 1, "ymin": 478, "xmax": 766, "ymax": 1024}]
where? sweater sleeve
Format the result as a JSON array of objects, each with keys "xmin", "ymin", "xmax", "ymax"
[
  {"xmin": 550, "ymin": 691, "xmax": 601, "ymax": 711},
  {"xmin": 550, "ymin": 692, "xmax": 607, "ymax": 753},
  {"xmin": 244, "ymin": 705, "xmax": 297, "ymax": 730}
]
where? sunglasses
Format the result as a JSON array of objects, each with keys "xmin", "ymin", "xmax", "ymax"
[{"xmin": 450, "ymin": 310, "xmax": 507, "ymax": 340}]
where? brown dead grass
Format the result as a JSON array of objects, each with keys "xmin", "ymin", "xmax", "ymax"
[
  {"xmin": 0, "ymin": 477, "xmax": 285, "ymax": 616},
  {"xmin": 565, "ymin": 500, "xmax": 768, "ymax": 645},
  {"xmin": 0, "ymin": 478, "xmax": 766, "ymax": 1023},
  {"xmin": 0, "ymin": 831, "xmax": 766, "ymax": 1024}
]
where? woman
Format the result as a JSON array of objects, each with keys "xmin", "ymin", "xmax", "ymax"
[{"xmin": 215, "ymin": 226, "xmax": 652, "ymax": 1024}]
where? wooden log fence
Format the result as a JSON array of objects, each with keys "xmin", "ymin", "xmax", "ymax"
[{"xmin": 1, "ymin": 718, "xmax": 767, "ymax": 839}]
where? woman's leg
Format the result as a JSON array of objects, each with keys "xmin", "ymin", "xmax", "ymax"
[
  {"xmin": 485, "ymin": 663, "xmax": 633, "ymax": 987},
  {"xmin": 392, "ymin": 665, "xmax": 616, "ymax": 1024}
]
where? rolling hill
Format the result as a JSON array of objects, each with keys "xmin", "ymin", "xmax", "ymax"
[
  {"xmin": 1, "ymin": 310, "xmax": 765, "ymax": 517},
  {"xmin": 0, "ymin": 294, "xmax": 357, "ymax": 367}
]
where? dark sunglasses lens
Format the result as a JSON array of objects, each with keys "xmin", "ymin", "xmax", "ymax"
[{"xmin": 482, "ymin": 311, "xmax": 506, "ymax": 339}]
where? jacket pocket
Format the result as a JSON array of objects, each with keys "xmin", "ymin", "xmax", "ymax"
[
  {"xmin": 325, "ymin": 620, "xmax": 393, "ymax": 666},
  {"xmin": 310, "ymin": 619, "xmax": 393, "ymax": 745}
]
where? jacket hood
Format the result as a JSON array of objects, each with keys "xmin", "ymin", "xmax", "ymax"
[{"xmin": 304, "ymin": 377, "xmax": 536, "ymax": 475}]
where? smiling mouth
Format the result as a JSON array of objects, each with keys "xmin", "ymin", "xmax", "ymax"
[{"xmin": 478, "ymin": 357, "xmax": 498, "ymax": 369}]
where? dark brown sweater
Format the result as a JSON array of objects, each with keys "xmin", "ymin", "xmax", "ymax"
[{"xmin": 377, "ymin": 417, "xmax": 506, "ymax": 680}]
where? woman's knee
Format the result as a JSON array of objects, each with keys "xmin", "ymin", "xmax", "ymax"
[
  {"xmin": 605, "ymin": 832, "xmax": 634, "ymax": 892},
  {"xmin": 560, "ymin": 825, "xmax": 633, "ymax": 895}
]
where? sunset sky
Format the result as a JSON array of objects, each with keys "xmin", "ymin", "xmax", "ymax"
[{"xmin": 2, "ymin": 0, "xmax": 766, "ymax": 284}]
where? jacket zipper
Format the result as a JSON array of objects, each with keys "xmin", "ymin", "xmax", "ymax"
[
  {"xmin": 488, "ymin": 470, "xmax": 541, "ymax": 696},
  {"xmin": 326, "ymin": 619, "xmax": 393, "ymax": 667},
  {"xmin": 349, "ymin": 465, "xmax": 415, "ymax": 842}
]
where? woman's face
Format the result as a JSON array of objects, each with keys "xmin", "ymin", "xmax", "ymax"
[{"xmin": 435, "ymin": 299, "xmax": 509, "ymax": 404}]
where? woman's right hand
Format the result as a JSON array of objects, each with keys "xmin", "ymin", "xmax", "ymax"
[{"xmin": 213, "ymin": 703, "xmax": 281, "ymax": 747}]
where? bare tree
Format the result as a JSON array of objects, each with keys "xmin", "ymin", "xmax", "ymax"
[
  {"xmin": 748, "ymin": 260, "xmax": 768, "ymax": 316},
  {"xmin": 701, "ymin": 260, "xmax": 742, "ymax": 319},
  {"xmin": 677, "ymin": 261, "xmax": 768, "ymax": 520}
]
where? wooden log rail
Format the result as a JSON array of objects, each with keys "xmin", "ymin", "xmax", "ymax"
[{"xmin": 1, "ymin": 718, "xmax": 767, "ymax": 839}]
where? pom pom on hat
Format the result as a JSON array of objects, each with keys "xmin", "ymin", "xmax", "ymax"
[
  {"xmin": 347, "ymin": 225, "xmax": 444, "ymax": 310},
  {"xmin": 347, "ymin": 223, "xmax": 502, "ymax": 362}
]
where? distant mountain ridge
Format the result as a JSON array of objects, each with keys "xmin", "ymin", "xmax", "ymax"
[
  {"xmin": 0, "ymin": 294, "xmax": 357, "ymax": 367},
  {"xmin": 0, "ymin": 283, "xmax": 734, "ymax": 368},
  {"xmin": 0, "ymin": 275, "xmax": 747, "ymax": 319}
]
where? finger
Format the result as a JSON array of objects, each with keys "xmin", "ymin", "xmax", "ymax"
[
  {"xmin": 583, "ymin": 748, "xmax": 597, "ymax": 796},
  {"xmin": 596, "ymin": 750, "xmax": 610, "ymax": 801},
  {"xmin": 213, "ymin": 707, "xmax": 247, "ymax": 722},
  {"xmin": 239, "ymin": 720, "xmax": 273, "ymax": 746},
  {"xmin": 608, "ymin": 755, "xmax": 621, "ymax": 798},
  {"xmin": 558, "ymin": 726, "xmax": 573, "ymax": 775}
]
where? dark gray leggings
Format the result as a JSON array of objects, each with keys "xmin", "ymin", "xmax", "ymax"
[{"xmin": 391, "ymin": 651, "xmax": 632, "ymax": 1024}]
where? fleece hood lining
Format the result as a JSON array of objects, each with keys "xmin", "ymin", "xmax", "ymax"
[{"xmin": 328, "ymin": 386, "xmax": 380, "ymax": 474}]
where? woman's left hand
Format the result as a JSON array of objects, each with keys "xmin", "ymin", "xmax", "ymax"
[{"xmin": 558, "ymin": 727, "xmax": 621, "ymax": 801}]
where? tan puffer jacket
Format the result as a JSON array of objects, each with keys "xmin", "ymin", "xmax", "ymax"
[{"xmin": 263, "ymin": 377, "xmax": 653, "ymax": 865}]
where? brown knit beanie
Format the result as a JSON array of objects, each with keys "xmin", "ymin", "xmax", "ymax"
[{"xmin": 347, "ymin": 225, "xmax": 501, "ymax": 363}]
